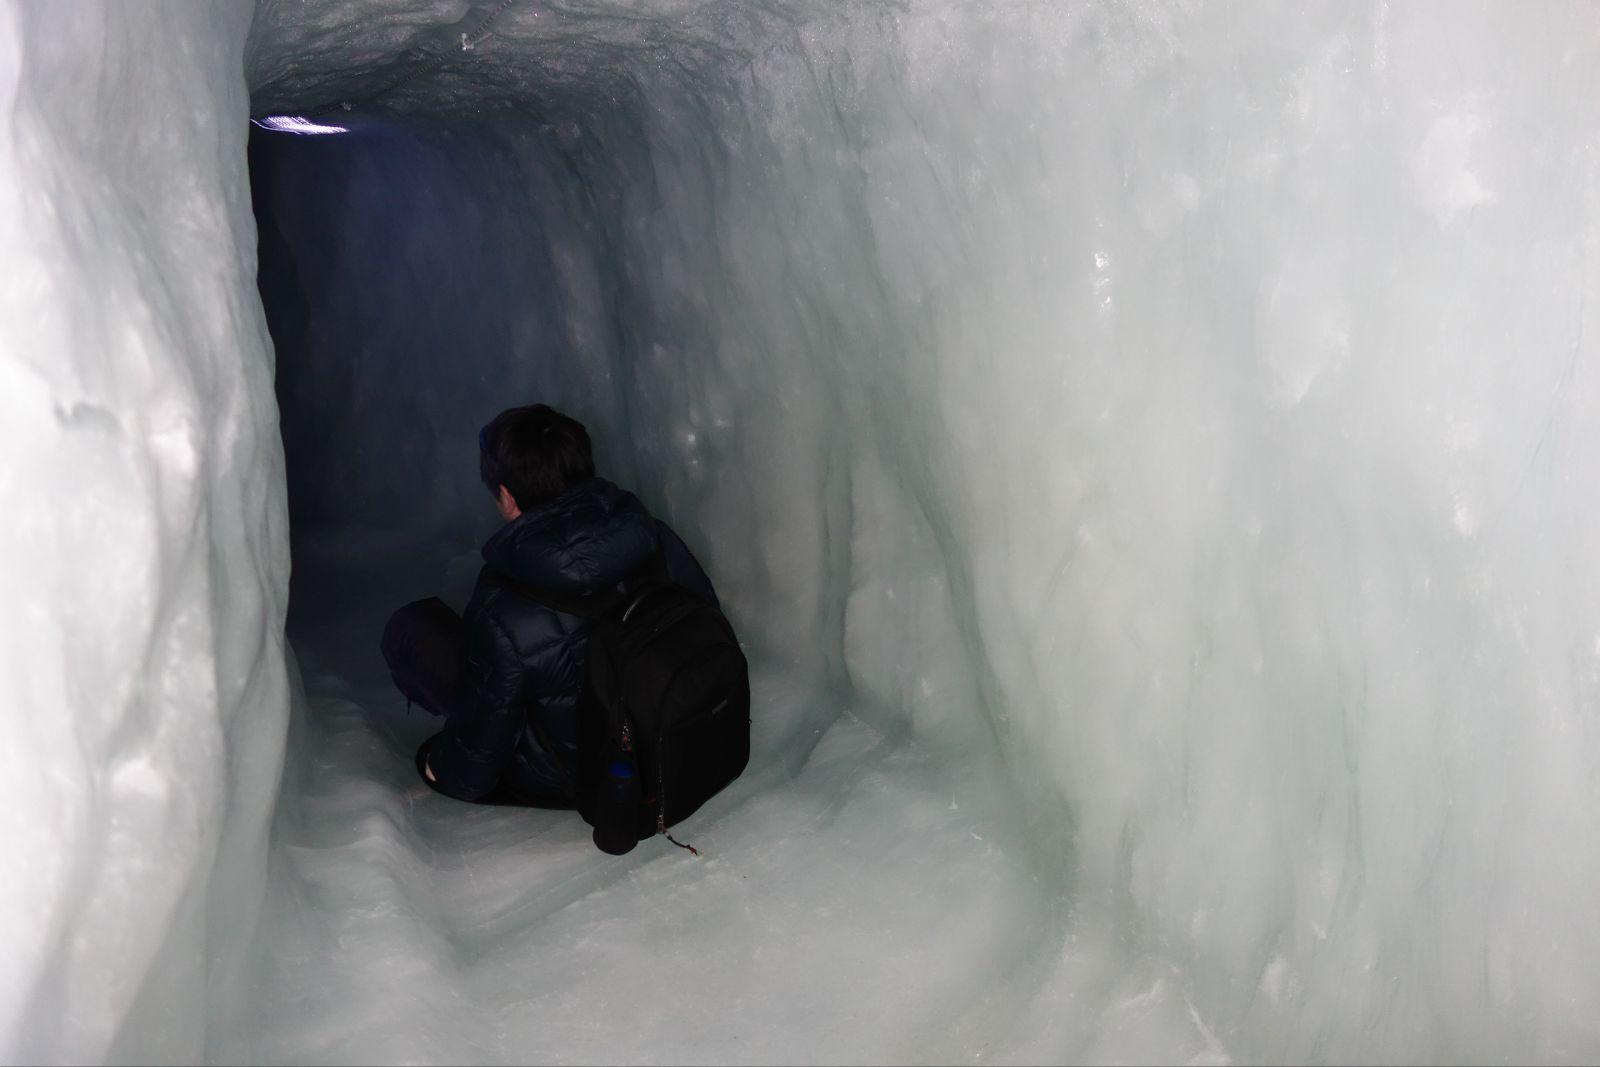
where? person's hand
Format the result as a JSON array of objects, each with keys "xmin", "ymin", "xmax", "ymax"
[{"xmin": 424, "ymin": 759, "xmax": 437, "ymax": 783}]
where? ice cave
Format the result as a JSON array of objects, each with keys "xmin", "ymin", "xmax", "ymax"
[{"xmin": 3, "ymin": 1, "xmax": 1600, "ymax": 1063}]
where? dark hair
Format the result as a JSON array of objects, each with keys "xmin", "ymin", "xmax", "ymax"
[{"xmin": 479, "ymin": 404, "xmax": 596, "ymax": 509}]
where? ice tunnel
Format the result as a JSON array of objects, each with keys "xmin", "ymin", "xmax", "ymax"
[{"xmin": 4, "ymin": 1, "xmax": 1600, "ymax": 1063}]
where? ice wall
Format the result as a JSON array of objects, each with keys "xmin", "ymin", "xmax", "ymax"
[
  {"xmin": 247, "ymin": 1, "xmax": 1600, "ymax": 1060},
  {"xmin": 632, "ymin": 7, "xmax": 1600, "ymax": 1058},
  {"xmin": 588, "ymin": 8, "xmax": 1600, "ymax": 1058},
  {"xmin": 0, "ymin": 3, "xmax": 289, "ymax": 1062}
]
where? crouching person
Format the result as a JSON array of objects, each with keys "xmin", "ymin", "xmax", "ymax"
[{"xmin": 382, "ymin": 403, "xmax": 718, "ymax": 809}]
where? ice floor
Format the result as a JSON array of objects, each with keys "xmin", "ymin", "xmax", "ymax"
[
  {"xmin": 223, "ymin": 529, "xmax": 1239, "ymax": 1065},
  {"xmin": 218, "ymin": 531, "xmax": 1057, "ymax": 1065}
]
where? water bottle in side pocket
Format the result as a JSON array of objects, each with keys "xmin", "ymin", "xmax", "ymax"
[{"xmin": 593, "ymin": 753, "xmax": 642, "ymax": 855}]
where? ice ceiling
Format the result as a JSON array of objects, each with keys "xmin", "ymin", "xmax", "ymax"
[
  {"xmin": 247, "ymin": 0, "xmax": 791, "ymax": 117},
  {"xmin": 3, "ymin": 0, "xmax": 1600, "ymax": 1063}
]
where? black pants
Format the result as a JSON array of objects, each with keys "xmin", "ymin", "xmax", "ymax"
[
  {"xmin": 381, "ymin": 598, "xmax": 572, "ymax": 809},
  {"xmin": 381, "ymin": 597, "xmax": 470, "ymax": 719}
]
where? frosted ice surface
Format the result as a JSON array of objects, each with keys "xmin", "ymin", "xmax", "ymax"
[
  {"xmin": 0, "ymin": 4, "xmax": 287, "ymax": 1063},
  {"xmin": 216, "ymin": 532, "xmax": 1057, "ymax": 1065},
  {"xmin": 6, "ymin": 0, "xmax": 1600, "ymax": 1063}
]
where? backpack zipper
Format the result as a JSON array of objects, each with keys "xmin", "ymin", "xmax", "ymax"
[{"xmin": 657, "ymin": 757, "xmax": 700, "ymax": 856}]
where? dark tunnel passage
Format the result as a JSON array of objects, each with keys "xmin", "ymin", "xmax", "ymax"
[
  {"xmin": 251, "ymin": 119, "xmax": 600, "ymax": 547},
  {"xmin": 249, "ymin": 118, "xmax": 597, "ymax": 647}
]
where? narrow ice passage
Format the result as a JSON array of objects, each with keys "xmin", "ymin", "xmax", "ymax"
[
  {"xmin": 4, "ymin": 1, "xmax": 1600, "ymax": 1063},
  {"xmin": 239, "ymin": 98, "xmax": 1063, "ymax": 1065}
]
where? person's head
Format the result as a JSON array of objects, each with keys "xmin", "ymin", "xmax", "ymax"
[{"xmin": 478, "ymin": 404, "xmax": 596, "ymax": 521}]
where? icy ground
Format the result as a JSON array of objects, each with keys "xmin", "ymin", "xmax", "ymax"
[
  {"xmin": 224, "ymin": 528, "xmax": 1244, "ymax": 1065},
  {"xmin": 220, "ymin": 531, "xmax": 1083, "ymax": 1065}
]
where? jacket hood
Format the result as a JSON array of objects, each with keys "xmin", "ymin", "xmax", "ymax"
[{"xmin": 482, "ymin": 477, "xmax": 659, "ymax": 593}]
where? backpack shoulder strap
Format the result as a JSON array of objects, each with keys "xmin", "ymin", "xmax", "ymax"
[{"xmin": 635, "ymin": 543, "xmax": 671, "ymax": 582}]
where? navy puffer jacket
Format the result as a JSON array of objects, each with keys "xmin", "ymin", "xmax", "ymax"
[{"xmin": 426, "ymin": 477, "xmax": 717, "ymax": 802}]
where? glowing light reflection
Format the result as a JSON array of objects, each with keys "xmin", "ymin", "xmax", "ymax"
[{"xmin": 252, "ymin": 115, "xmax": 348, "ymax": 135}]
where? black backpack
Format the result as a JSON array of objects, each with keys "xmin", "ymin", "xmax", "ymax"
[{"xmin": 513, "ymin": 552, "xmax": 750, "ymax": 854}]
